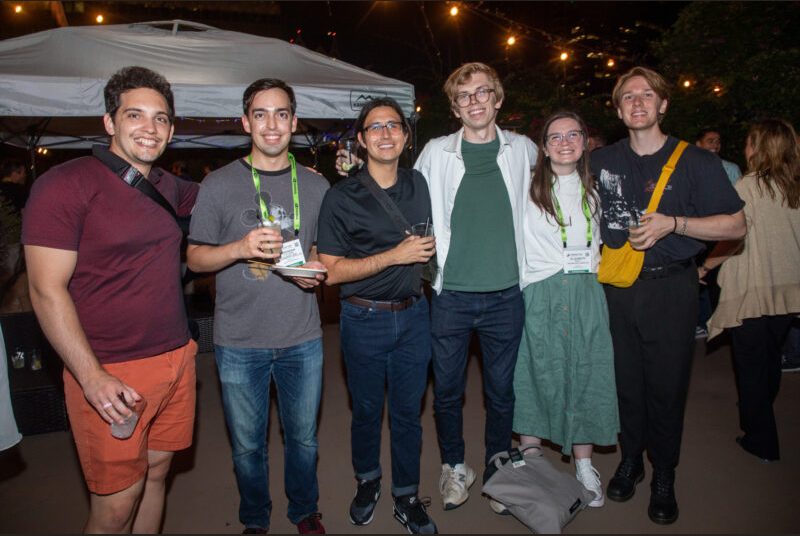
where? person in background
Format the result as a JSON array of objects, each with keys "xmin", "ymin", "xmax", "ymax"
[
  {"xmin": 704, "ymin": 118, "xmax": 800, "ymax": 463},
  {"xmin": 317, "ymin": 97, "xmax": 437, "ymax": 534},
  {"xmin": 696, "ymin": 128, "xmax": 742, "ymax": 185},
  {"xmin": 512, "ymin": 111, "xmax": 618, "ymax": 509},
  {"xmin": 23, "ymin": 66, "xmax": 198, "ymax": 533}
]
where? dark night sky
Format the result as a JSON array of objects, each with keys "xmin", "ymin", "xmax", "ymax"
[{"xmin": 1, "ymin": 1, "xmax": 690, "ymax": 96}]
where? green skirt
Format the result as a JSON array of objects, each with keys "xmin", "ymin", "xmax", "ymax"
[{"xmin": 512, "ymin": 271, "xmax": 619, "ymax": 455}]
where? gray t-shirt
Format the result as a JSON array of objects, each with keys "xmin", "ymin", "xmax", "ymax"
[{"xmin": 189, "ymin": 158, "xmax": 329, "ymax": 348}]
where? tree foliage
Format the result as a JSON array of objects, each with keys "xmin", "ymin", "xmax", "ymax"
[{"xmin": 654, "ymin": 2, "xmax": 800, "ymax": 166}]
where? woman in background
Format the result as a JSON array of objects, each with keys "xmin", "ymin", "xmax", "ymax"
[{"xmin": 705, "ymin": 118, "xmax": 800, "ymax": 462}]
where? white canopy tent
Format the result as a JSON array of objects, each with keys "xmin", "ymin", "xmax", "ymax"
[{"xmin": 0, "ymin": 20, "xmax": 416, "ymax": 151}]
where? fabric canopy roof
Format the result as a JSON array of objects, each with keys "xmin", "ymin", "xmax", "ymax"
[{"xmin": 0, "ymin": 20, "xmax": 416, "ymax": 149}]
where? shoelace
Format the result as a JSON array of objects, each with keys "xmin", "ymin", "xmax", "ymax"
[
  {"xmin": 354, "ymin": 479, "xmax": 380, "ymax": 506},
  {"xmin": 652, "ymin": 475, "xmax": 674, "ymax": 497},
  {"xmin": 297, "ymin": 513, "xmax": 323, "ymax": 532},
  {"xmin": 399, "ymin": 496, "xmax": 433, "ymax": 526},
  {"xmin": 615, "ymin": 459, "xmax": 641, "ymax": 479},
  {"xmin": 578, "ymin": 465, "xmax": 601, "ymax": 488},
  {"xmin": 439, "ymin": 468, "xmax": 465, "ymax": 494}
]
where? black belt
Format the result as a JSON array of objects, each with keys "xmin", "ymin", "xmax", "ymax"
[
  {"xmin": 638, "ymin": 259, "xmax": 694, "ymax": 280},
  {"xmin": 345, "ymin": 295, "xmax": 417, "ymax": 312}
]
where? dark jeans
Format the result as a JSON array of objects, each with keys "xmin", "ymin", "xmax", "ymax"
[
  {"xmin": 339, "ymin": 296, "xmax": 431, "ymax": 497},
  {"xmin": 215, "ymin": 338, "xmax": 323, "ymax": 529},
  {"xmin": 604, "ymin": 264, "xmax": 697, "ymax": 470},
  {"xmin": 731, "ymin": 314, "xmax": 793, "ymax": 460},
  {"xmin": 431, "ymin": 286, "xmax": 524, "ymax": 467}
]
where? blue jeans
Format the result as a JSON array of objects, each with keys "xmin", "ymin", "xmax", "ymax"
[
  {"xmin": 215, "ymin": 337, "xmax": 322, "ymax": 529},
  {"xmin": 431, "ymin": 286, "xmax": 524, "ymax": 467},
  {"xmin": 340, "ymin": 296, "xmax": 431, "ymax": 497}
]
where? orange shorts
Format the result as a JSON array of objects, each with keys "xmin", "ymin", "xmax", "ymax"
[{"xmin": 63, "ymin": 339, "xmax": 197, "ymax": 495}]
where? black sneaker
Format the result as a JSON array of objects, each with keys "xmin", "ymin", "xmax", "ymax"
[
  {"xmin": 781, "ymin": 354, "xmax": 800, "ymax": 373},
  {"xmin": 393, "ymin": 494, "xmax": 437, "ymax": 534},
  {"xmin": 349, "ymin": 478, "xmax": 381, "ymax": 526}
]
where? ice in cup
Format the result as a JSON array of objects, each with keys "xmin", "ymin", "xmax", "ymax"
[
  {"xmin": 339, "ymin": 138, "xmax": 357, "ymax": 173},
  {"xmin": 110, "ymin": 397, "xmax": 147, "ymax": 439},
  {"xmin": 259, "ymin": 219, "xmax": 283, "ymax": 255}
]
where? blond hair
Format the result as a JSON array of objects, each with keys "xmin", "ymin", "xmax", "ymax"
[
  {"xmin": 611, "ymin": 66, "xmax": 670, "ymax": 110},
  {"xmin": 443, "ymin": 62, "xmax": 504, "ymax": 106}
]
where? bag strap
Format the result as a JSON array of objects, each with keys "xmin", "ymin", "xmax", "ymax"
[
  {"xmin": 91, "ymin": 145, "xmax": 179, "ymax": 221},
  {"xmin": 645, "ymin": 140, "xmax": 688, "ymax": 214},
  {"xmin": 359, "ymin": 172, "xmax": 411, "ymax": 235}
]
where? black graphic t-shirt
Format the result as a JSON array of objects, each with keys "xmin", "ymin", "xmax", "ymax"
[{"xmin": 590, "ymin": 136, "xmax": 744, "ymax": 267}]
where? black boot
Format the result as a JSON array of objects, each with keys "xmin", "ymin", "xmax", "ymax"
[
  {"xmin": 648, "ymin": 467, "xmax": 678, "ymax": 525},
  {"xmin": 606, "ymin": 457, "xmax": 644, "ymax": 502}
]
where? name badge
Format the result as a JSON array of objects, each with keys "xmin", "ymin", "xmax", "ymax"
[
  {"xmin": 563, "ymin": 247, "xmax": 592, "ymax": 274},
  {"xmin": 276, "ymin": 238, "xmax": 306, "ymax": 267}
]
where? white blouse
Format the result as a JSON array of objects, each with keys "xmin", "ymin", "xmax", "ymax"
[{"xmin": 521, "ymin": 171, "xmax": 602, "ymax": 286}]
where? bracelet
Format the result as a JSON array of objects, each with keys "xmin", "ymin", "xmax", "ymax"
[
  {"xmin": 679, "ymin": 216, "xmax": 688, "ymax": 236},
  {"xmin": 672, "ymin": 216, "xmax": 678, "ymax": 233}
]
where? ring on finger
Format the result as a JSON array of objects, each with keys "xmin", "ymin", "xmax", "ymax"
[{"xmin": 102, "ymin": 402, "xmax": 113, "ymax": 409}]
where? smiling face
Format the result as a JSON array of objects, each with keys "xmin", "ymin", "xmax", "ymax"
[
  {"xmin": 451, "ymin": 71, "xmax": 503, "ymax": 137},
  {"xmin": 242, "ymin": 87, "xmax": 298, "ymax": 166},
  {"xmin": 544, "ymin": 117, "xmax": 585, "ymax": 175},
  {"xmin": 103, "ymin": 87, "xmax": 174, "ymax": 176},
  {"xmin": 616, "ymin": 75, "xmax": 668, "ymax": 132},
  {"xmin": 357, "ymin": 105, "xmax": 408, "ymax": 166},
  {"xmin": 697, "ymin": 131, "xmax": 722, "ymax": 154}
]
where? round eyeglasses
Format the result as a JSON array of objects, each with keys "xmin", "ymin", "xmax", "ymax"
[
  {"xmin": 454, "ymin": 87, "xmax": 495, "ymax": 108},
  {"xmin": 546, "ymin": 130, "xmax": 584, "ymax": 146}
]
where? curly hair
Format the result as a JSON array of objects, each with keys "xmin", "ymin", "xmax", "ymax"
[{"xmin": 104, "ymin": 66, "xmax": 174, "ymax": 120}]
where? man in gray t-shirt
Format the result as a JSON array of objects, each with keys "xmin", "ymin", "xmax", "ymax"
[{"xmin": 187, "ymin": 79, "xmax": 329, "ymax": 535}]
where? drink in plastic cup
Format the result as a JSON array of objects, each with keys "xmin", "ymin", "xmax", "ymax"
[
  {"xmin": 339, "ymin": 138, "xmax": 357, "ymax": 173},
  {"xmin": 411, "ymin": 222, "xmax": 434, "ymax": 237},
  {"xmin": 111, "ymin": 397, "xmax": 147, "ymax": 440},
  {"xmin": 259, "ymin": 219, "xmax": 283, "ymax": 255}
]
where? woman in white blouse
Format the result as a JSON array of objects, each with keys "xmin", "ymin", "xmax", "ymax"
[{"xmin": 512, "ymin": 111, "xmax": 618, "ymax": 507}]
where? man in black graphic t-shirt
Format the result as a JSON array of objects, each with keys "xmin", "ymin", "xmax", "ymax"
[{"xmin": 590, "ymin": 67, "xmax": 745, "ymax": 525}]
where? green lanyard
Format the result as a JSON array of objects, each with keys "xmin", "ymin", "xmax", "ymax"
[
  {"xmin": 247, "ymin": 152, "xmax": 300, "ymax": 235},
  {"xmin": 552, "ymin": 183, "xmax": 592, "ymax": 248}
]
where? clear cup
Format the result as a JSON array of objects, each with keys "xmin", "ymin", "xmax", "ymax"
[
  {"xmin": 339, "ymin": 138, "xmax": 358, "ymax": 174},
  {"xmin": 110, "ymin": 397, "xmax": 147, "ymax": 440},
  {"xmin": 411, "ymin": 222, "xmax": 434, "ymax": 237},
  {"xmin": 259, "ymin": 219, "xmax": 283, "ymax": 256},
  {"xmin": 11, "ymin": 347, "xmax": 25, "ymax": 369}
]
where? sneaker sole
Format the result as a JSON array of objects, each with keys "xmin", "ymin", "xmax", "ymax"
[
  {"xmin": 588, "ymin": 495, "xmax": 605, "ymax": 508},
  {"xmin": 607, "ymin": 471, "xmax": 644, "ymax": 502},
  {"xmin": 442, "ymin": 469, "xmax": 477, "ymax": 511}
]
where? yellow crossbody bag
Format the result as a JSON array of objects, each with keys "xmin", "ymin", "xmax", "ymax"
[{"xmin": 597, "ymin": 140, "xmax": 688, "ymax": 288}]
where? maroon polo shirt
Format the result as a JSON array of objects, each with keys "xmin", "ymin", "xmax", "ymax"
[{"xmin": 22, "ymin": 155, "xmax": 198, "ymax": 364}]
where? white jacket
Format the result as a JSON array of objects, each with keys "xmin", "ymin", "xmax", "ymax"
[{"xmin": 414, "ymin": 125, "xmax": 537, "ymax": 293}]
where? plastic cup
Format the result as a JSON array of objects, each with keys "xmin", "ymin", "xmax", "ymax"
[
  {"xmin": 259, "ymin": 219, "xmax": 282, "ymax": 256},
  {"xmin": 110, "ymin": 398, "xmax": 147, "ymax": 440},
  {"xmin": 411, "ymin": 222, "xmax": 434, "ymax": 237}
]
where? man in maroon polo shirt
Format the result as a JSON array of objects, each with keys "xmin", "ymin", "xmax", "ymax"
[{"xmin": 22, "ymin": 66, "xmax": 198, "ymax": 533}]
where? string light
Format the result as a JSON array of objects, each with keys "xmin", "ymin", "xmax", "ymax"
[
  {"xmin": 606, "ymin": 59, "xmax": 615, "ymax": 67},
  {"xmin": 559, "ymin": 52, "xmax": 569, "ymax": 61},
  {"xmin": 14, "ymin": 5, "xmax": 22, "ymax": 14},
  {"xmin": 507, "ymin": 36, "xmax": 516, "ymax": 46},
  {"xmin": 416, "ymin": 105, "xmax": 422, "ymax": 113},
  {"xmin": 682, "ymin": 80, "xmax": 692, "ymax": 88},
  {"xmin": 712, "ymin": 85, "xmax": 722, "ymax": 94},
  {"xmin": 449, "ymin": 5, "xmax": 459, "ymax": 17},
  {"xmin": 95, "ymin": 14, "xmax": 104, "ymax": 23}
]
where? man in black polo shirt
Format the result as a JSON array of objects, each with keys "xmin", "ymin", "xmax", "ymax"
[
  {"xmin": 317, "ymin": 97, "xmax": 437, "ymax": 534},
  {"xmin": 591, "ymin": 67, "xmax": 745, "ymax": 525}
]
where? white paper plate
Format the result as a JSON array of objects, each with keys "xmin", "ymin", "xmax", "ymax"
[{"xmin": 271, "ymin": 265, "xmax": 327, "ymax": 278}]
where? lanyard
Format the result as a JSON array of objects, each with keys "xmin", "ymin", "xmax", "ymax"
[
  {"xmin": 552, "ymin": 183, "xmax": 592, "ymax": 248},
  {"xmin": 247, "ymin": 153, "xmax": 300, "ymax": 235}
]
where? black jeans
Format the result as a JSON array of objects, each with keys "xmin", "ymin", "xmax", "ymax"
[
  {"xmin": 730, "ymin": 314, "xmax": 793, "ymax": 460},
  {"xmin": 604, "ymin": 263, "xmax": 698, "ymax": 470}
]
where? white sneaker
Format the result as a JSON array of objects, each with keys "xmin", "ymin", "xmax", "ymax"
[
  {"xmin": 488, "ymin": 497, "xmax": 510, "ymax": 515},
  {"xmin": 575, "ymin": 458, "xmax": 604, "ymax": 507},
  {"xmin": 439, "ymin": 463, "xmax": 476, "ymax": 510}
]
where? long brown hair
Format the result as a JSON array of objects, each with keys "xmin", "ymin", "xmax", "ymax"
[
  {"xmin": 746, "ymin": 118, "xmax": 800, "ymax": 209},
  {"xmin": 529, "ymin": 111, "xmax": 598, "ymax": 225}
]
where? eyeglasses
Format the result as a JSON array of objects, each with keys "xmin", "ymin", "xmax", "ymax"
[
  {"xmin": 546, "ymin": 130, "xmax": 584, "ymax": 146},
  {"xmin": 363, "ymin": 121, "xmax": 405, "ymax": 135},
  {"xmin": 454, "ymin": 87, "xmax": 495, "ymax": 108}
]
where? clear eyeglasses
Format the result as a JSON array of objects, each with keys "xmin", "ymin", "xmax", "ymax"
[
  {"xmin": 546, "ymin": 130, "xmax": 584, "ymax": 146},
  {"xmin": 454, "ymin": 87, "xmax": 495, "ymax": 108},
  {"xmin": 363, "ymin": 121, "xmax": 405, "ymax": 135}
]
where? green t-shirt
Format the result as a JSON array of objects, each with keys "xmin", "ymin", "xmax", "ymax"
[{"xmin": 442, "ymin": 138, "xmax": 518, "ymax": 291}]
